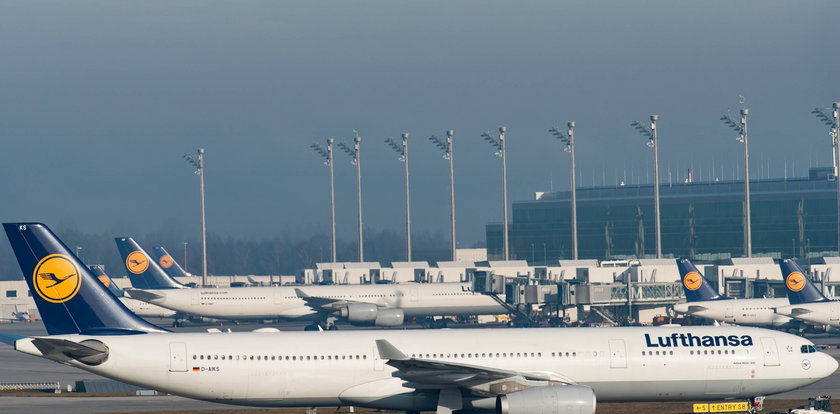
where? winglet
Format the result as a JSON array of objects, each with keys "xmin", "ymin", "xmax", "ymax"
[
  {"xmin": 294, "ymin": 288, "xmax": 310, "ymax": 298},
  {"xmin": 375, "ymin": 339, "xmax": 409, "ymax": 361}
]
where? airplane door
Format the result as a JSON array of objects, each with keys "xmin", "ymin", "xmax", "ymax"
[
  {"xmin": 725, "ymin": 303, "xmax": 734, "ymax": 319},
  {"xmin": 830, "ymin": 303, "xmax": 839, "ymax": 322},
  {"xmin": 608, "ymin": 339, "xmax": 627, "ymax": 368},
  {"xmin": 759, "ymin": 337, "xmax": 780, "ymax": 366},
  {"xmin": 409, "ymin": 286, "xmax": 419, "ymax": 303},
  {"xmin": 169, "ymin": 342, "xmax": 188, "ymax": 372},
  {"xmin": 373, "ymin": 346, "xmax": 385, "ymax": 371}
]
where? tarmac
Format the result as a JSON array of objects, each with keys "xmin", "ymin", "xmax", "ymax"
[{"xmin": 1, "ymin": 320, "xmax": 838, "ymax": 414}]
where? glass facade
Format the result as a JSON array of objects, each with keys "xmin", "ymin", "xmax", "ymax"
[{"xmin": 487, "ymin": 169, "xmax": 838, "ymax": 261}]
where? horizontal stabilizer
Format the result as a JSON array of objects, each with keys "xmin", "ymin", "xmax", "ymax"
[
  {"xmin": 31, "ymin": 337, "xmax": 109, "ymax": 365},
  {"xmin": 125, "ymin": 289, "xmax": 164, "ymax": 302},
  {"xmin": 0, "ymin": 333, "xmax": 25, "ymax": 346}
]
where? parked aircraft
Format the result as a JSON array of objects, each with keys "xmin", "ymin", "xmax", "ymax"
[
  {"xmin": 115, "ymin": 236, "xmax": 507, "ymax": 328},
  {"xmin": 672, "ymin": 259, "xmax": 795, "ymax": 328},
  {"xmin": 2, "ymin": 223, "xmax": 837, "ymax": 414},
  {"xmin": 1, "ymin": 304, "xmax": 30, "ymax": 323},
  {"xmin": 774, "ymin": 259, "xmax": 840, "ymax": 328},
  {"xmin": 88, "ymin": 264, "xmax": 176, "ymax": 319},
  {"xmin": 152, "ymin": 246, "xmax": 191, "ymax": 277}
]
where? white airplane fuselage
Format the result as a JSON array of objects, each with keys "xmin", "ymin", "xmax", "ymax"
[
  {"xmin": 15, "ymin": 326, "xmax": 836, "ymax": 411},
  {"xmin": 673, "ymin": 298, "xmax": 794, "ymax": 327},
  {"xmin": 118, "ymin": 297, "xmax": 176, "ymax": 319},
  {"xmin": 132, "ymin": 283, "xmax": 506, "ymax": 321},
  {"xmin": 775, "ymin": 301, "xmax": 840, "ymax": 327}
]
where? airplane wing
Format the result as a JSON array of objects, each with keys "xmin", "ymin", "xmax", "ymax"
[
  {"xmin": 786, "ymin": 307, "xmax": 814, "ymax": 316},
  {"xmin": 375, "ymin": 339, "xmax": 573, "ymax": 395},
  {"xmin": 294, "ymin": 288, "xmax": 363, "ymax": 311},
  {"xmin": 0, "ymin": 333, "xmax": 25, "ymax": 346}
]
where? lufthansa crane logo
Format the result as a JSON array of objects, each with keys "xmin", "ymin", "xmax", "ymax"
[
  {"xmin": 786, "ymin": 272, "xmax": 806, "ymax": 292},
  {"xmin": 126, "ymin": 251, "xmax": 149, "ymax": 274},
  {"xmin": 683, "ymin": 271, "xmax": 703, "ymax": 291},
  {"xmin": 159, "ymin": 255, "xmax": 174, "ymax": 269},
  {"xmin": 33, "ymin": 254, "xmax": 82, "ymax": 303}
]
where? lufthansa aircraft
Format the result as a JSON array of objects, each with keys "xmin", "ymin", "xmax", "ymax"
[
  {"xmin": 88, "ymin": 265, "xmax": 176, "ymax": 319},
  {"xmin": 1, "ymin": 223, "xmax": 837, "ymax": 414},
  {"xmin": 115, "ymin": 236, "xmax": 507, "ymax": 327},
  {"xmin": 672, "ymin": 259, "xmax": 795, "ymax": 328},
  {"xmin": 774, "ymin": 259, "xmax": 840, "ymax": 328}
]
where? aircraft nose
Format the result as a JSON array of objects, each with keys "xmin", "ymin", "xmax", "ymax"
[{"xmin": 815, "ymin": 351, "xmax": 839, "ymax": 378}]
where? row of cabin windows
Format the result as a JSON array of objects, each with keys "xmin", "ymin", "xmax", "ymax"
[
  {"xmin": 202, "ymin": 297, "xmax": 267, "ymax": 300},
  {"xmin": 642, "ymin": 349, "xmax": 740, "ymax": 356},
  {"xmin": 432, "ymin": 293, "xmax": 472, "ymax": 296},
  {"xmin": 280, "ymin": 294, "xmax": 400, "ymax": 300},
  {"xmin": 409, "ymin": 351, "xmax": 576, "ymax": 359},
  {"xmin": 193, "ymin": 354, "xmax": 367, "ymax": 361}
]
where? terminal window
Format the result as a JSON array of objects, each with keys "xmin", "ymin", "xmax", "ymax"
[{"xmin": 5, "ymin": 290, "xmax": 16, "ymax": 298}]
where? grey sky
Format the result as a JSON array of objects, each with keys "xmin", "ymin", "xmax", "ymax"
[{"xmin": 0, "ymin": 1, "xmax": 837, "ymax": 246}]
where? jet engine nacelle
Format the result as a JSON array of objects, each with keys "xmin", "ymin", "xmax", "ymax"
[
  {"xmin": 496, "ymin": 385, "xmax": 596, "ymax": 414},
  {"xmin": 339, "ymin": 303, "xmax": 405, "ymax": 326},
  {"xmin": 373, "ymin": 308, "xmax": 404, "ymax": 326}
]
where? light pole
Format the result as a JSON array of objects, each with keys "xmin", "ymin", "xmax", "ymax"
[
  {"xmin": 183, "ymin": 148, "xmax": 208, "ymax": 285},
  {"xmin": 311, "ymin": 139, "xmax": 337, "ymax": 263},
  {"xmin": 631, "ymin": 116, "xmax": 662, "ymax": 259},
  {"xmin": 812, "ymin": 102, "xmax": 840, "ymax": 254},
  {"xmin": 386, "ymin": 133, "xmax": 412, "ymax": 261},
  {"xmin": 721, "ymin": 109, "xmax": 752, "ymax": 257},
  {"xmin": 481, "ymin": 127, "xmax": 510, "ymax": 260},
  {"xmin": 429, "ymin": 131, "xmax": 457, "ymax": 261},
  {"xmin": 338, "ymin": 132, "xmax": 364, "ymax": 262},
  {"xmin": 550, "ymin": 121, "xmax": 578, "ymax": 260},
  {"xmin": 183, "ymin": 242, "xmax": 188, "ymax": 273}
]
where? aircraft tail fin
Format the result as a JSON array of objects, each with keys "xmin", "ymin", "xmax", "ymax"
[
  {"xmin": 3, "ymin": 223, "xmax": 167, "ymax": 335},
  {"xmin": 780, "ymin": 259, "xmax": 829, "ymax": 304},
  {"xmin": 152, "ymin": 246, "xmax": 189, "ymax": 277},
  {"xmin": 88, "ymin": 265, "xmax": 125, "ymax": 297},
  {"xmin": 677, "ymin": 259, "xmax": 724, "ymax": 302},
  {"xmin": 114, "ymin": 237, "xmax": 187, "ymax": 290}
]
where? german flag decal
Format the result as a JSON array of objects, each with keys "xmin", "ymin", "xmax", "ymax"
[{"xmin": 192, "ymin": 367, "xmax": 200, "ymax": 372}]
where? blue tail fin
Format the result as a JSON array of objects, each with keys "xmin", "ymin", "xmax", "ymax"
[
  {"xmin": 88, "ymin": 265, "xmax": 125, "ymax": 297},
  {"xmin": 780, "ymin": 258, "xmax": 829, "ymax": 304},
  {"xmin": 3, "ymin": 223, "xmax": 167, "ymax": 335},
  {"xmin": 152, "ymin": 246, "xmax": 189, "ymax": 277},
  {"xmin": 677, "ymin": 259, "xmax": 725, "ymax": 302},
  {"xmin": 114, "ymin": 237, "xmax": 187, "ymax": 289}
]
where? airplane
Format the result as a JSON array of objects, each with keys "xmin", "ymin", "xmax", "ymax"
[
  {"xmin": 88, "ymin": 264, "xmax": 176, "ymax": 319},
  {"xmin": 671, "ymin": 259, "xmax": 796, "ymax": 328},
  {"xmin": 1, "ymin": 223, "xmax": 837, "ymax": 414},
  {"xmin": 152, "ymin": 246, "xmax": 191, "ymax": 278},
  {"xmin": 1, "ymin": 304, "xmax": 31, "ymax": 323},
  {"xmin": 774, "ymin": 259, "xmax": 840, "ymax": 328},
  {"xmin": 115, "ymin": 236, "xmax": 509, "ymax": 328}
]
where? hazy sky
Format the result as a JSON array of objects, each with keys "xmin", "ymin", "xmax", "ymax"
[{"xmin": 0, "ymin": 1, "xmax": 837, "ymax": 246}]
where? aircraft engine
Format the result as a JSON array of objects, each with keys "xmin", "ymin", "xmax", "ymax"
[
  {"xmin": 496, "ymin": 385, "xmax": 596, "ymax": 414},
  {"xmin": 340, "ymin": 303, "xmax": 378, "ymax": 323},
  {"xmin": 373, "ymin": 308, "xmax": 404, "ymax": 326}
]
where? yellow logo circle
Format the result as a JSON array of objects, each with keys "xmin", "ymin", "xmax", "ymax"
[
  {"xmin": 97, "ymin": 275, "xmax": 111, "ymax": 287},
  {"xmin": 126, "ymin": 251, "xmax": 149, "ymax": 274},
  {"xmin": 33, "ymin": 254, "xmax": 82, "ymax": 303},
  {"xmin": 786, "ymin": 272, "xmax": 806, "ymax": 292},
  {"xmin": 683, "ymin": 271, "xmax": 703, "ymax": 291},
  {"xmin": 159, "ymin": 255, "xmax": 173, "ymax": 269}
]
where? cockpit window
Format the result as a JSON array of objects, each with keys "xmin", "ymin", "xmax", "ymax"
[{"xmin": 800, "ymin": 345, "xmax": 818, "ymax": 353}]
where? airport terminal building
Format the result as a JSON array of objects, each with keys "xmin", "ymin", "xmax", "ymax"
[{"xmin": 487, "ymin": 167, "xmax": 839, "ymax": 262}]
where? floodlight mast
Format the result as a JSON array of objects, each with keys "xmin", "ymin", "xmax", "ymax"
[
  {"xmin": 338, "ymin": 133, "xmax": 364, "ymax": 262},
  {"xmin": 310, "ymin": 139, "xmax": 337, "ymax": 263},
  {"xmin": 721, "ymin": 109, "xmax": 752, "ymax": 257},
  {"xmin": 481, "ymin": 127, "xmax": 510, "ymax": 260},
  {"xmin": 385, "ymin": 133, "xmax": 412, "ymax": 261},
  {"xmin": 630, "ymin": 116, "xmax": 662, "ymax": 259},
  {"xmin": 183, "ymin": 148, "xmax": 208, "ymax": 286},
  {"xmin": 550, "ymin": 121, "xmax": 578, "ymax": 260},
  {"xmin": 429, "ymin": 131, "xmax": 457, "ymax": 260},
  {"xmin": 812, "ymin": 102, "xmax": 840, "ymax": 254}
]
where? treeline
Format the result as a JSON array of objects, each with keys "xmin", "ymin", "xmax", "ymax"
[{"xmin": 0, "ymin": 227, "xmax": 455, "ymax": 281}]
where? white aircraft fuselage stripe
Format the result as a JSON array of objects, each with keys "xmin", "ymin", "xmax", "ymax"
[
  {"xmin": 673, "ymin": 298, "xmax": 794, "ymax": 327},
  {"xmin": 15, "ymin": 326, "xmax": 836, "ymax": 410},
  {"xmin": 137, "ymin": 283, "xmax": 506, "ymax": 320}
]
